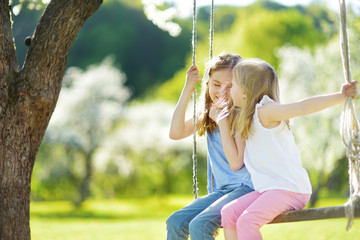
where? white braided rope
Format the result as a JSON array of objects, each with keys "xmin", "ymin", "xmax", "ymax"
[
  {"xmin": 209, "ymin": 0, "xmax": 214, "ymax": 60},
  {"xmin": 338, "ymin": 0, "xmax": 360, "ymax": 230},
  {"xmin": 210, "ymin": 0, "xmax": 215, "ymax": 193},
  {"xmin": 192, "ymin": 0, "xmax": 198, "ymax": 199}
]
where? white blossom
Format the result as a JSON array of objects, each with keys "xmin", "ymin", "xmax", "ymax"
[{"xmin": 142, "ymin": 0, "xmax": 182, "ymax": 37}]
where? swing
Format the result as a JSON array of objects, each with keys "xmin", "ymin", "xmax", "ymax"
[
  {"xmin": 191, "ymin": 0, "xmax": 216, "ymax": 199},
  {"xmin": 190, "ymin": 0, "xmax": 360, "ymax": 229}
]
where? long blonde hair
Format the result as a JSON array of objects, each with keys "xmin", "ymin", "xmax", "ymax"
[
  {"xmin": 230, "ymin": 59, "xmax": 283, "ymax": 139},
  {"xmin": 197, "ymin": 53, "xmax": 242, "ymax": 136}
]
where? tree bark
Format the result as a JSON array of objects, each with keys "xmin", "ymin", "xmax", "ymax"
[{"xmin": 0, "ymin": 0, "xmax": 102, "ymax": 239}]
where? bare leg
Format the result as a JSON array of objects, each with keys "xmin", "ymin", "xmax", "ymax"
[{"xmin": 224, "ymin": 227, "xmax": 238, "ymax": 240}]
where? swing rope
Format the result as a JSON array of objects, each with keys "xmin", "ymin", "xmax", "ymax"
[
  {"xmin": 209, "ymin": 0, "xmax": 215, "ymax": 193},
  {"xmin": 209, "ymin": 0, "xmax": 214, "ymax": 60},
  {"xmin": 338, "ymin": 0, "xmax": 360, "ymax": 230},
  {"xmin": 192, "ymin": 0, "xmax": 216, "ymax": 197},
  {"xmin": 192, "ymin": 0, "xmax": 198, "ymax": 199}
]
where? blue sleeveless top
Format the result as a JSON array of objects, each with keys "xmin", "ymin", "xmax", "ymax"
[{"xmin": 206, "ymin": 127, "xmax": 254, "ymax": 192}]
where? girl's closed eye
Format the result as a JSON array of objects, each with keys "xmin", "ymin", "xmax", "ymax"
[{"xmin": 212, "ymin": 81, "xmax": 221, "ymax": 87}]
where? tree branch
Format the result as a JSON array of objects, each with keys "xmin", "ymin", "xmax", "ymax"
[
  {"xmin": 0, "ymin": 0, "xmax": 19, "ymax": 88},
  {"xmin": 21, "ymin": 0, "xmax": 102, "ymax": 106}
]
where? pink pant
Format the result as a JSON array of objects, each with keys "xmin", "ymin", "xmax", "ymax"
[{"xmin": 221, "ymin": 190, "xmax": 310, "ymax": 240}]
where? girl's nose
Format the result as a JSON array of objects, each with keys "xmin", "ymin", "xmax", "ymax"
[{"xmin": 220, "ymin": 82, "xmax": 231, "ymax": 94}]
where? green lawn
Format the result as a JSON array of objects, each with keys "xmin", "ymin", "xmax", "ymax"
[{"xmin": 30, "ymin": 196, "xmax": 360, "ymax": 240}]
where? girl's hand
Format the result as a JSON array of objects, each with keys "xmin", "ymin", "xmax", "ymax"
[
  {"xmin": 185, "ymin": 65, "xmax": 201, "ymax": 91},
  {"xmin": 209, "ymin": 104, "xmax": 230, "ymax": 124},
  {"xmin": 341, "ymin": 80, "xmax": 358, "ymax": 99}
]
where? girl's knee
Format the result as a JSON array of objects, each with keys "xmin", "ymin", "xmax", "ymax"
[
  {"xmin": 166, "ymin": 211, "xmax": 184, "ymax": 232},
  {"xmin": 166, "ymin": 215, "xmax": 175, "ymax": 230},
  {"xmin": 188, "ymin": 217, "xmax": 201, "ymax": 232},
  {"xmin": 189, "ymin": 217, "xmax": 219, "ymax": 239},
  {"xmin": 235, "ymin": 215, "xmax": 264, "ymax": 240},
  {"xmin": 236, "ymin": 213, "xmax": 261, "ymax": 231},
  {"xmin": 221, "ymin": 206, "xmax": 237, "ymax": 227},
  {"xmin": 166, "ymin": 212, "xmax": 191, "ymax": 239},
  {"xmin": 221, "ymin": 205, "xmax": 237, "ymax": 219},
  {"xmin": 220, "ymin": 204, "xmax": 232, "ymax": 218}
]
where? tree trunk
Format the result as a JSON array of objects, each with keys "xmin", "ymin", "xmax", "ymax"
[
  {"xmin": 76, "ymin": 150, "xmax": 94, "ymax": 206},
  {"xmin": 309, "ymin": 170, "xmax": 327, "ymax": 207},
  {"xmin": 0, "ymin": 0, "xmax": 102, "ymax": 239}
]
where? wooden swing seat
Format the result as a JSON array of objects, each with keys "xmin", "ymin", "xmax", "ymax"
[{"xmin": 269, "ymin": 202, "xmax": 360, "ymax": 224}]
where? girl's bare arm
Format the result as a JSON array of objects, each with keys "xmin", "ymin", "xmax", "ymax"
[
  {"xmin": 210, "ymin": 106, "xmax": 244, "ymax": 171},
  {"xmin": 259, "ymin": 80, "xmax": 358, "ymax": 128},
  {"xmin": 169, "ymin": 66, "xmax": 201, "ymax": 140}
]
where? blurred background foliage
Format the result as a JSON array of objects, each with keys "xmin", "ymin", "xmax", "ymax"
[{"xmin": 12, "ymin": 0, "xmax": 360, "ymax": 206}]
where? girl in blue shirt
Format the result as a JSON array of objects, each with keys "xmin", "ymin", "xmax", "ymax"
[{"xmin": 166, "ymin": 53, "xmax": 254, "ymax": 240}]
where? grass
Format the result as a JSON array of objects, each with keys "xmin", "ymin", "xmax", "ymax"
[{"xmin": 30, "ymin": 195, "xmax": 360, "ymax": 240}]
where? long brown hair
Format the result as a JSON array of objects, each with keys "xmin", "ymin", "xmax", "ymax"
[
  {"xmin": 230, "ymin": 59, "xmax": 286, "ymax": 139},
  {"xmin": 197, "ymin": 53, "xmax": 242, "ymax": 136}
]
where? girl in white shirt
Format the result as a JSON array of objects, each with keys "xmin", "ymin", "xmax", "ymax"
[{"xmin": 210, "ymin": 58, "xmax": 358, "ymax": 240}]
